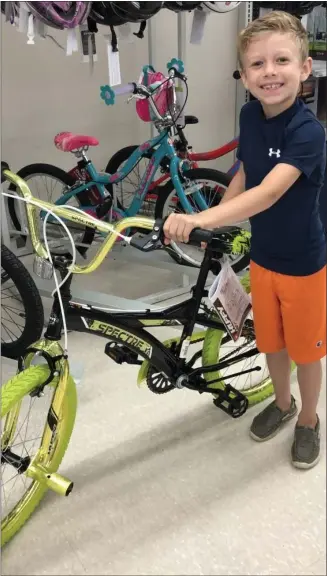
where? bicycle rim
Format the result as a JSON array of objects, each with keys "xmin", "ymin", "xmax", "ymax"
[
  {"xmin": 13, "ymin": 172, "xmax": 87, "ymax": 252},
  {"xmin": 159, "ymin": 174, "xmax": 249, "ymax": 268},
  {"xmin": 202, "ymin": 318, "xmax": 274, "ymax": 406},
  {"xmin": 110, "ymin": 153, "xmax": 159, "ymax": 216},
  {"xmin": 1, "ymin": 244, "xmax": 44, "ymax": 360},
  {"xmin": 1, "ymin": 366, "xmax": 77, "ymax": 546},
  {"xmin": 1, "ymin": 266, "xmax": 27, "ymax": 349}
]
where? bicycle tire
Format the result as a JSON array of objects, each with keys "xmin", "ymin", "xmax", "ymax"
[
  {"xmin": 105, "ymin": 144, "xmax": 139, "ymax": 195},
  {"xmin": 105, "ymin": 144, "xmax": 161, "ymax": 215},
  {"xmin": 7, "ymin": 163, "xmax": 94, "ymax": 255},
  {"xmin": 202, "ymin": 326, "xmax": 274, "ymax": 406},
  {"xmin": 154, "ymin": 167, "xmax": 251, "ymax": 274},
  {"xmin": 1, "ymin": 365, "xmax": 77, "ymax": 546},
  {"xmin": 202, "ymin": 274, "xmax": 273, "ymax": 405},
  {"xmin": 1, "ymin": 244, "xmax": 44, "ymax": 360},
  {"xmin": 202, "ymin": 274, "xmax": 296, "ymax": 405}
]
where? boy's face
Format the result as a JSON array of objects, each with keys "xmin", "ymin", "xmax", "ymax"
[{"xmin": 240, "ymin": 32, "xmax": 312, "ymax": 116}]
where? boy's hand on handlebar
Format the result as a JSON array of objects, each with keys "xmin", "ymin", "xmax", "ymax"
[{"xmin": 163, "ymin": 213, "xmax": 201, "ymax": 245}]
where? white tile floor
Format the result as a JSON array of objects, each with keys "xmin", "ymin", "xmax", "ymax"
[{"xmin": 1, "ymin": 260, "xmax": 326, "ymax": 576}]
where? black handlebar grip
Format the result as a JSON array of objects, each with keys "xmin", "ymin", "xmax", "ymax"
[
  {"xmin": 152, "ymin": 219, "xmax": 213, "ymax": 248},
  {"xmin": 188, "ymin": 228, "xmax": 214, "ymax": 247}
]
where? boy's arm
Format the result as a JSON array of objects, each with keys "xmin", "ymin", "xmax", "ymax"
[
  {"xmin": 163, "ymin": 163, "xmax": 300, "ymax": 243},
  {"xmin": 195, "ymin": 163, "xmax": 301, "ymax": 229},
  {"xmin": 219, "ymin": 163, "xmax": 245, "ymax": 204}
]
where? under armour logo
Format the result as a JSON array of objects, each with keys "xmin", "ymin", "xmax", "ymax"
[{"xmin": 269, "ymin": 148, "xmax": 281, "ymax": 158}]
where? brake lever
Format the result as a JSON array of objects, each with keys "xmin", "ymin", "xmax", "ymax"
[{"xmin": 129, "ymin": 220, "xmax": 165, "ymax": 252}]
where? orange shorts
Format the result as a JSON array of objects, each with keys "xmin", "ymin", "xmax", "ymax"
[{"xmin": 250, "ymin": 261, "xmax": 326, "ymax": 364}]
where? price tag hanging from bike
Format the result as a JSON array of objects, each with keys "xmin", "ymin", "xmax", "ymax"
[{"xmin": 209, "ymin": 260, "xmax": 252, "ymax": 341}]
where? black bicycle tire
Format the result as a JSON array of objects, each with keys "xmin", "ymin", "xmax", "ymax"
[
  {"xmin": 105, "ymin": 143, "xmax": 161, "ymax": 215},
  {"xmin": 105, "ymin": 144, "xmax": 139, "ymax": 188},
  {"xmin": 7, "ymin": 163, "xmax": 94, "ymax": 256},
  {"xmin": 1, "ymin": 244, "xmax": 44, "ymax": 360},
  {"xmin": 154, "ymin": 167, "xmax": 251, "ymax": 274}
]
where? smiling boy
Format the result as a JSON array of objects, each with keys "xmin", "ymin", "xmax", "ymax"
[{"xmin": 164, "ymin": 11, "xmax": 326, "ymax": 469}]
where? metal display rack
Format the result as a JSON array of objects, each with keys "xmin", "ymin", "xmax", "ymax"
[{"xmin": 1, "ymin": 11, "xmax": 218, "ymax": 311}]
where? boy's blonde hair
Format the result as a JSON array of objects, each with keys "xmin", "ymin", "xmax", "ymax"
[{"xmin": 237, "ymin": 10, "xmax": 309, "ymax": 69}]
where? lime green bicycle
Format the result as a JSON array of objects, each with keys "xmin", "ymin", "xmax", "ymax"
[{"xmin": 1, "ymin": 168, "xmax": 276, "ymax": 547}]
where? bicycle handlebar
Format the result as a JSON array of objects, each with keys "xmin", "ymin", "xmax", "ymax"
[
  {"xmin": 108, "ymin": 67, "xmax": 186, "ymax": 123},
  {"xmin": 2, "ymin": 169, "xmax": 155, "ymax": 275},
  {"xmin": 112, "ymin": 67, "xmax": 186, "ymax": 101},
  {"xmin": 188, "ymin": 228, "xmax": 214, "ymax": 245},
  {"xmin": 2, "ymin": 170, "xmax": 212, "ymax": 277},
  {"xmin": 113, "ymin": 83, "xmax": 136, "ymax": 96},
  {"xmin": 129, "ymin": 219, "xmax": 214, "ymax": 252}
]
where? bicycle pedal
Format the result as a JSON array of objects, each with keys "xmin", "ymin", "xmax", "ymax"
[
  {"xmin": 104, "ymin": 343, "xmax": 140, "ymax": 365},
  {"xmin": 213, "ymin": 384, "xmax": 248, "ymax": 418}
]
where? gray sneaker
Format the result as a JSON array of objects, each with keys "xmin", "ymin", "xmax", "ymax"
[
  {"xmin": 250, "ymin": 396, "xmax": 298, "ymax": 442},
  {"xmin": 291, "ymin": 416, "xmax": 321, "ymax": 470}
]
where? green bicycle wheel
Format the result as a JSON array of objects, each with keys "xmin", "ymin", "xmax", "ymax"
[
  {"xmin": 1, "ymin": 365, "xmax": 77, "ymax": 546},
  {"xmin": 202, "ymin": 274, "xmax": 295, "ymax": 405},
  {"xmin": 201, "ymin": 271, "xmax": 271, "ymax": 405},
  {"xmin": 202, "ymin": 323, "xmax": 274, "ymax": 406}
]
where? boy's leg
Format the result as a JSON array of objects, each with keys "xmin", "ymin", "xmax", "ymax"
[
  {"xmin": 266, "ymin": 349, "xmax": 292, "ymax": 412},
  {"xmin": 281, "ymin": 266, "xmax": 326, "ymax": 468},
  {"xmin": 248, "ymin": 262, "xmax": 298, "ymax": 442},
  {"xmin": 297, "ymin": 361, "xmax": 322, "ymax": 428}
]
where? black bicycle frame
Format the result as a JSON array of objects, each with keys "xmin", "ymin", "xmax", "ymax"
[{"xmin": 44, "ymin": 247, "xmax": 258, "ymax": 384}]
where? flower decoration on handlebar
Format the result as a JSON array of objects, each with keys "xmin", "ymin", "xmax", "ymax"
[
  {"xmin": 166, "ymin": 58, "xmax": 185, "ymax": 74},
  {"xmin": 100, "ymin": 85, "xmax": 115, "ymax": 106}
]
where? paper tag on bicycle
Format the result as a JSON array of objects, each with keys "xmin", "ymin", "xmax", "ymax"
[
  {"xmin": 208, "ymin": 261, "xmax": 252, "ymax": 341},
  {"xmin": 107, "ymin": 43, "xmax": 121, "ymax": 86},
  {"xmin": 190, "ymin": 10, "xmax": 208, "ymax": 45}
]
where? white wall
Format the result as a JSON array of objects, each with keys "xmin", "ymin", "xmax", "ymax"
[{"xmin": 1, "ymin": 9, "xmax": 238, "ymax": 174}]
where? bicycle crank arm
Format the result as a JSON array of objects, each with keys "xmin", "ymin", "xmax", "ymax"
[{"xmin": 25, "ymin": 462, "xmax": 73, "ymax": 497}]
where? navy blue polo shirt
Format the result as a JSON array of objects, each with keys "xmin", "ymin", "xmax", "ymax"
[{"xmin": 236, "ymin": 98, "xmax": 326, "ymax": 276}]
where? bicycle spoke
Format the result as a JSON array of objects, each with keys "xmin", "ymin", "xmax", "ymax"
[
  {"xmin": 1, "ymin": 322, "xmax": 21, "ymax": 343},
  {"xmin": 1, "ymin": 391, "xmax": 55, "ymax": 521}
]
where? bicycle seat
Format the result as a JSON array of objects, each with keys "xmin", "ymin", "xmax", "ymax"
[
  {"xmin": 184, "ymin": 115, "xmax": 199, "ymax": 125},
  {"xmin": 54, "ymin": 132, "xmax": 99, "ymax": 152}
]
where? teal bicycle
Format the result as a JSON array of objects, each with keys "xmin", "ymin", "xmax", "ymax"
[{"xmin": 7, "ymin": 65, "xmax": 242, "ymax": 270}]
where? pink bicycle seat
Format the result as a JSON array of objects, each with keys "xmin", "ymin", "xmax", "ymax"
[{"xmin": 54, "ymin": 132, "xmax": 99, "ymax": 152}]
